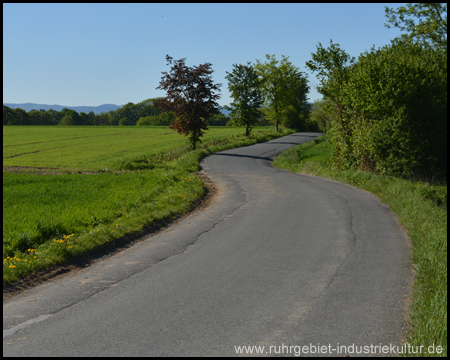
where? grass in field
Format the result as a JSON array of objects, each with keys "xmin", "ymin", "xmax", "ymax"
[
  {"xmin": 273, "ymin": 136, "xmax": 447, "ymax": 357},
  {"xmin": 3, "ymin": 126, "xmax": 295, "ymax": 284},
  {"xmin": 3, "ymin": 126, "xmax": 273, "ymax": 171}
]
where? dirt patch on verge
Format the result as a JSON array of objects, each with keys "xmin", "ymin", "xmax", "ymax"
[{"xmin": 3, "ymin": 171, "xmax": 217, "ymax": 303}]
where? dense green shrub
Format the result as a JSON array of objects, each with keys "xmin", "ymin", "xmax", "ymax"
[
  {"xmin": 342, "ymin": 40, "xmax": 447, "ymax": 178},
  {"xmin": 137, "ymin": 111, "xmax": 175, "ymax": 126},
  {"xmin": 307, "ymin": 39, "xmax": 447, "ymax": 179}
]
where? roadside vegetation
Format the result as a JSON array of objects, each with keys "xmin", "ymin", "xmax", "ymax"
[
  {"xmin": 3, "ymin": 126, "xmax": 295, "ymax": 285},
  {"xmin": 274, "ymin": 136, "xmax": 447, "ymax": 357},
  {"xmin": 274, "ymin": 4, "xmax": 447, "ymax": 356}
]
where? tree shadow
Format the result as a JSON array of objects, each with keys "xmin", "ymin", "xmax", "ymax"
[{"xmin": 212, "ymin": 153, "xmax": 273, "ymax": 161}]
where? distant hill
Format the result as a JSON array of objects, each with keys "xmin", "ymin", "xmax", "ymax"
[
  {"xmin": 3, "ymin": 103, "xmax": 124, "ymax": 115},
  {"xmin": 217, "ymin": 106, "xmax": 230, "ymax": 117},
  {"xmin": 4, "ymin": 103, "xmax": 231, "ymax": 116}
]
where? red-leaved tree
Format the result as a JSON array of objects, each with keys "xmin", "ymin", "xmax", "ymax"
[{"xmin": 155, "ymin": 55, "xmax": 221, "ymax": 150}]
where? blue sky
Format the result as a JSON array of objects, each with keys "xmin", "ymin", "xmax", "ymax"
[{"xmin": 3, "ymin": 3, "xmax": 404, "ymax": 107}]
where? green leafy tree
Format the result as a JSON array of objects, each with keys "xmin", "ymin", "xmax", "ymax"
[
  {"xmin": 3, "ymin": 105, "xmax": 15, "ymax": 125},
  {"xmin": 307, "ymin": 39, "xmax": 447, "ymax": 178},
  {"xmin": 38, "ymin": 109, "xmax": 52, "ymax": 125},
  {"xmin": 136, "ymin": 111, "xmax": 175, "ymax": 126},
  {"xmin": 59, "ymin": 109, "xmax": 83, "ymax": 125},
  {"xmin": 93, "ymin": 112, "xmax": 110, "ymax": 126},
  {"xmin": 207, "ymin": 111, "xmax": 230, "ymax": 126},
  {"xmin": 119, "ymin": 102, "xmax": 139, "ymax": 125},
  {"xmin": 155, "ymin": 55, "xmax": 221, "ymax": 150},
  {"xmin": 118, "ymin": 118, "xmax": 128, "ymax": 126},
  {"xmin": 305, "ymin": 40, "xmax": 356, "ymax": 160},
  {"xmin": 281, "ymin": 83, "xmax": 311, "ymax": 131},
  {"xmin": 309, "ymin": 99, "xmax": 330, "ymax": 133},
  {"xmin": 136, "ymin": 116, "xmax": 155, "ymax": 126},
  {"xmin": 136, "ymin": 98, "xmax": 163, "ymax": 118},
  {"xmin": 385, "ymin": 3, "xmax": 447, "ymax": 49},
  {"xmin": 254, "ymin": 54, "xmax": 310, "ymax": 132},
  {"xmin": 46, "ymin": 109, "xmax": 62, "ymax": 125},
  {"xmin": 28, "ymin": 110, "xmax": 41, "ymax": 125},
  {"xmin": 225, "ymin": 62, "xmax": 263, "ymax": 136},
  {"xmin": 305, "ymin": 40, "xmax": 356, "ymax": 105},
  {"xmin": 79, "ymin": 111, "xmax": 95, "ymax": 125},
  {"xmin": 12, "ymin": 108, "xmax": 31, "ymax": 125}
]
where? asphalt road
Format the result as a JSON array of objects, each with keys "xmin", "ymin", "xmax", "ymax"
[{"xmin": 3, "ymin": 132, "xmax": 413, "ymax": 357}]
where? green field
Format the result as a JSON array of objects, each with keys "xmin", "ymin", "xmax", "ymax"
[
  {"xmin": 3, "ymin": 125, "xmax": 294, "ymax": 284},
  {"xmin": 3, "ymin": 126, "xmax": 259, "ymax": 170}
]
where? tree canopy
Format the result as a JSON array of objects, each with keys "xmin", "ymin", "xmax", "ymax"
[
  {"xmin": 306, "ymin": 39, "xmax": 447, "ymax": 178},
  {"xmin": 254, "ymin": 54, "xmax": 310, "ymax": 131},
  {"xmin": 384, "ymin": 3, "xmax": 447, "ymax": 50},
  {"xmin": 155, "ymin": 55, "xmax": 221, "ymax": 150},
  {"xmin": 225, "ymin": 62, "xmax": 263, "ymax": 136}
]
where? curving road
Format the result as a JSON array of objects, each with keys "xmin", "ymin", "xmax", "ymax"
[{"xmin": 3, "ymin": 132, "xmax": 413, "ymax": 357}]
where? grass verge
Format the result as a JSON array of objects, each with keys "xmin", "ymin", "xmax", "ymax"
[
  {"xmin": 273, "ymin": 135, "xmax": 447, "ymax": 357},
  {"xmin": 3, "ymin": 128, "xmax": 294, "ymax": 285}
]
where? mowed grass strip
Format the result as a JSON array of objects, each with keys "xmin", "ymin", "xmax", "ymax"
[
  {"xmin": 274, "ymin": 136, "xmax": 447, "ymax": 357},
  {"xmin": 3, "ymin": 126, "xmax": 295, "ymax": 284}
]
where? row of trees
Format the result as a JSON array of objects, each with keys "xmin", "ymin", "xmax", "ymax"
[
  {"xmin": 2, "ymin": 98, "xmax": 231, "ymax": 127},
  {"xmin": 225, "ymin": 56, "xmax": 315, "ymax": 136},
  {"xmin": 3, "ymin": 99, "xmax": 158, "ymax": 126},
  {"xmin": 305, "ymin": 3, "xmax": 447, "ymax": 179},
  {"xmin": 154, "ymin": 53, "xmax": 317, "ymax": 149},
  {"xmin": 4, "ymin": 54, "xmax": 321, "ymax": 150}
]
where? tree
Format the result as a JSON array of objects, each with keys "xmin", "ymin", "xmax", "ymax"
[
  {"xmin": 385, "ymin": 3, "xmax": 447, "ymax": 50},
  {"xmin": 207, "ymin": 111, "xmax": 230, "ymax": 126},
  {"xmin": 79, "ymin": 111, "xmax": 95, "ymax": 125},
  {"xmin": 305, "ymin": 40, "xmax": 356, "ymax": 156},
  {"xmin": 93, "ymin": 112, "xmax": 110, "ymax": 126},
  {"xmin": 281, "ymin": 79, "xmax": 311, "ymax": 131},
  {"xmin": 3, "ymin": 105, "xmax": 15, "ymax": 125},
  {"xmin": 305, "ymin": 40, "xmax": 356, "ymax": 104},
  {"xmin": 306, "ymin": 39, "xmax": 447, "ymax": 178},
  {"xmin": 136, "ymin": 111, "xmax": 175, "ymax": 126},
  {"xmin": 119, "ymin": 102, "xmax": 139, "ymax": 125},
  {"xmin": 225, "ymin": 62, "xmax": 263, "ymax": 136},
  {"xmin": 254, "ymin": 54, "xmax": 310, "ymax": 132},
  {"xmin": 28, "ymin": 110, "xmax": 41, "ymax": 125},
  {"xmin": 46, "ymin": 109, "xmax": 62, "ymax": 125},
  {"xmin": 136, "ymin": 98, "xmax": 162, "ymax": 118},
  {"xmin": 155, "ymin": 55, "xmax": 221, "ymax": 150},
  {"xmin": 38, "ymin": 109, "xmax": 52, "ymax": 125},
  {"xmin": 12, "ymin": 108, "xmax": 30, "ymax": 125},
  {"xmin": 58, "ymin": 109, "xmax": 83, "ymax": 125},
  {"xmin": 309, "ymin": 99, "xmax": 330, "ymax": 133}
]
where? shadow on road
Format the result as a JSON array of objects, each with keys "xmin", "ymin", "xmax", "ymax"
[
  {"xmin": 261, "ymin": 141, "xmax": 299, "ymax": 145},
  {"xmin": 212, "ymin": 153, "xmax": 273, "ymax": 161},
  {"xmin": 289, "ymin": 133, "xmax": 323, "ymax": 137}
]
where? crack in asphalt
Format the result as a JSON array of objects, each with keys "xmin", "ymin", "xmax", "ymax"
[
  {"xmin": 314, "ymin": 191, "xmax": 358, "ymax": 302},
  {"xmin": 8, "ymin": 175, "xmax": 252, "ymax": 327}
]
